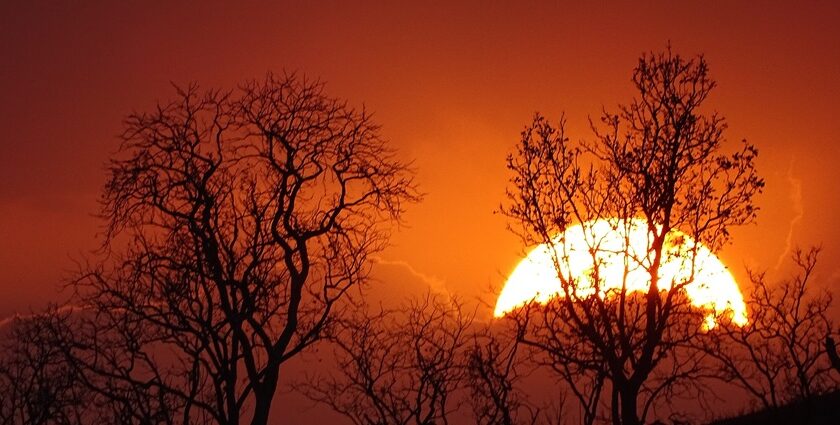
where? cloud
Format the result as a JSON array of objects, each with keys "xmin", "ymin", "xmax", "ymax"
[
  {"xmin": 774, "ymin": 160, "xmax": 804, "ymax": 271},
  {"xmin": 0, "ymin": 259, "xmax": 454, "ymax": 329},
  {"xmin": 364, "ymin": 256, "xmax": 451, "ymax": 307},
  {"xmin": 0, "ymin": 303, "xmax": 84, "ymax": 330}
]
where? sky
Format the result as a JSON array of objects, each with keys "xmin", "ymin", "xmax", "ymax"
[
  {"xmin": 2, "ymin": 1, "xmax": 839, "ymax": 422},
  {"xmin": 4, "ymin": 1, "xmax": 840, "ymax": 320},
  {"xmin": 2, "ymin": 0, "xmax": 840, "ymax": 332}
]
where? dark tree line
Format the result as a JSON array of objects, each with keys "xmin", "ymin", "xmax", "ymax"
[
  {"xmin": 2, "ymin": 50, "xmax": 840, "ymax": 425},
  {"xmin": 704, "ymin": 248, "xmax": 835, "ymax": 410},
  {"xmin": 297, "ymin": 294, "xmax": 473, "ymax": 425},
  {"xmin": 295, "ymin": 293, "xmax": 559, "ymax": 425}
]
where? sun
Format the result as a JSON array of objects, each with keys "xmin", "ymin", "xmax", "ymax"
[{"xmin": 494, "ymin": 218, "xmax": 748, "ymax": 327}]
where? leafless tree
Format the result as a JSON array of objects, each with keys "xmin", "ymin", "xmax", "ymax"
[
  {"xmin": 298, "ymin": 293, "xmax": 472, "ymax": 425},
  {"xmin": 465, "ymin": 317, "xmax": 560, "ymax": 425},
  {"xmin": 500, "ymin": 48, "xmax": 763, "ymax": 425},
  {"xmin": 57, "ymin": 73, "xmax": 418, "ymax": 425},
  {"xmin": 705, "ymin": 248, "xmax": 835, "ymax": 409},
  {"xmin": 0, "ymin": 308, "xmax": 86, "ymax": 425},
  {"xmin": 505, "ymin": 301, "xmax": 612, "ymax": 425}
]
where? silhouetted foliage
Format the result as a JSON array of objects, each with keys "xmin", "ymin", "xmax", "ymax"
[
  {"xmin": 297, "ymin": 293, "xmax": 472, "ymax": 425},
  {"xmin": 37, "ymin": 73, "xmax": 420, "ymax": 425},
  {"xmin": 500, "ymin": 48, "xmax": 763, "ymax": 425},
  {"xmin": 705, "ymin": 248, "xmax": 836, "ymax": 409}
]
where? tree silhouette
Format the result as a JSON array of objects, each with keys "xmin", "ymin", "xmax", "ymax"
[
  {"xmin": 826, "ymin": 336, "xmax": 840, "ymax": 375},
  {"xmin": 465, "ymin": 319, "xmax": 556, "ymax": 425},
  {"xmin": 706, "ymin": 248, "xmax": 836, "ymax": 409},
  {"xmin": 55, "ymin": 73, "xmax": 418, "ymax": 425},
  {"xmin": 0, "ymin": 308, "xmax": 86, "ymax": 425},
  {"xmin": 500, "ymin": 48, "xmax": 763, "ymax": 425},
  {"xmin": 503, "ymin": 305, "xmax": 608, "ymax": 425},
  {"xmin": 297, "ymin": 293, "xmax": 472, "ymax": 425}
]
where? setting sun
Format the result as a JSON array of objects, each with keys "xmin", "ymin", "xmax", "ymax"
[
  {"xmin": 5, "ymin": 5, "xmax": 840, "ymax": 422},
  {"xmin": 494, "ymin": 219, "xmax": 748, "ymax": 327}
]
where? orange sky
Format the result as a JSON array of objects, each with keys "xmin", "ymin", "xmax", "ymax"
[{"xmin": 2, "ymin": 1, "xmax": 840, "ymax": 323}]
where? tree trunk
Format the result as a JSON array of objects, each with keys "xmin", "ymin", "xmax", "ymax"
[
  {"xmin": 250, "ymin": 366, "xmax": 280, "ymax": 425},
  {"xmin": 826, "ymin": 336, "xmax": 840, "ymax": 374},
  {"xmin": 618, "ymin": 385, "xmax": 640, "ymax": 425}
]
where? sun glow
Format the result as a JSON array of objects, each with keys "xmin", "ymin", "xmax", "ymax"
[{"xmin": 494, "ymin": 219, "xmax": 748, "ymax": 327}]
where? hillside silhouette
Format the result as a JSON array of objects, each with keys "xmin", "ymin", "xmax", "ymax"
[{"xmin": 708, "ymin": 390, "xmax": 840, "ymax": 425}]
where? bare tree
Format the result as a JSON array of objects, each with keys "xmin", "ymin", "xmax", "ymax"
[
  {"xmin": 465, "ymin": 318, "xmax": 550, "ymax": 425},
  {"xmin": 500, "ymin": 48, "xmax": 763, "ymax": 425},
  {"xmin": 0, "ymin": 309, "xmax": 86, "ymax": 425},
  {"xmin": 298, "ymin": 293, "xmax": 472, "ymax": 425},
  {"xmin": 705, "ymin": 248, "xmax": 835, "ymax": 409},
  {"xmin": 506, "ymin": 301, "xmax": 610, "ymax": 425},
  {"xmin": 58, "ymin": 73, "xmax": 418, "ymax": 425}
]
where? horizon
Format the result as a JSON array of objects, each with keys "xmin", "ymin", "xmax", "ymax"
[{"xmin": 2, "ymin": 2, "xmax": 839, "ymax": 424}]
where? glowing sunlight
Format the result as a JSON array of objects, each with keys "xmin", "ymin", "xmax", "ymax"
[{"xmin": 494, "ymin": 219, "xmax": 748, "ymax": 328}]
